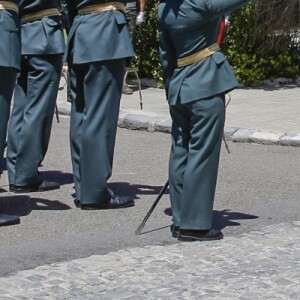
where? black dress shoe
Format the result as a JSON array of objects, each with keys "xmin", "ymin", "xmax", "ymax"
[
  {"xmin": 80, "ymin": 195, "xmax": 135, "ymax": 210},
  {"xmin": 74, "ymin": 199, "xmax": 81, "ymax": 208},
  {"xmin": 13, "ymin": 180, "xmax": 60, "ymax": 193},
  {"xmin": 178, "ymin": 229, "xmax": 223, "ymax": 242},
  {"xmin": 170, "ymin": 224, "xmax": 180, "ymax": 238},
  {"xmin": 0, "ymin": 213, "xmax": 20, "ymax": 226},
  {"xmin": 9, "ymin": 184, "xmax": 15, "ymax": 192}
]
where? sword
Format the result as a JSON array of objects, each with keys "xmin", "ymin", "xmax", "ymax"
[
  {"xmin": 135, "ymin": 179, "xmax": 169, "ymax": 235},
  {"xmin": 223, "ymin": 93, "xmax": 232, "ymax": 154}
]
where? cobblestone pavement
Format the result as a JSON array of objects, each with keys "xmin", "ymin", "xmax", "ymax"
[{"xmin": 0, "ymin": 222, "xmax": 299, "ymax": 299}]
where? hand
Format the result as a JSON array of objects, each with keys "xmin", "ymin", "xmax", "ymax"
[
  {"xmin": 224, "ymin": 14, "xmax": 230, "ymax": 25},
  {"xmin": 136, "ymin": 11, "xmax": 145, "ymax": 25}
]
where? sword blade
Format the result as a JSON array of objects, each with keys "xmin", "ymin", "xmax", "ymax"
[{"xmin": 135, "ymin": 180, "xmax": 169, "ymax": 235}]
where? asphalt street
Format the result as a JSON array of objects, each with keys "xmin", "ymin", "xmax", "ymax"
[{"xmin": 0, "ymin": 117, "xmax": 299, "ymax": 277}]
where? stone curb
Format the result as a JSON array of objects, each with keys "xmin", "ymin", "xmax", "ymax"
[{"xmin": 57, "ymin": 102, "xmax": 300, "ymax": 147}]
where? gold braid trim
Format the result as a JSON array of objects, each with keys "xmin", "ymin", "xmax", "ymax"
[
  {"xmin": 21, "ymin": 8, "xmax": 61, "ymax": 24},
  {"xmin": 0, "ymin": 1, "xmax": 19, "ymax": 14},
  {"xmin": 78, "ymin": 2, "xmax": 126, "ymax": 15},
  {"xmin": 177, "ymin": 43, "xmax": 220, "ymax": 68}
]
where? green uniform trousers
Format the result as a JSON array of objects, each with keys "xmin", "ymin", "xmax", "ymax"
[
  {"xmin": 169, "ymin": 94, "xmax": 225, "ymax": 230},
  {"xmin": 7, "ymin": 54, "xmax": 63, "ymax": 186},
  {"xmin": 0, "ymin": 67, "xmax": 17, "ymax": 175},
  {"xmin": 69, "ymin": 59, "xmax": 126, "ymax": 204}
]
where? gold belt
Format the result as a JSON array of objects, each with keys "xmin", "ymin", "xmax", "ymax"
[
  {"xmin": 21, "ymin": 8, "xmax": 61, "ymax": 24},
  {"xmin": 0, "ymin": 1, "xmax": 19, "ymax": 14},
  {"xmin": 78, "ymin": 2, "xmax": 126, "ymax": 15},
  {"xmin": 177, "ymin": 43, "xmax": 220, "ymax": 68}
]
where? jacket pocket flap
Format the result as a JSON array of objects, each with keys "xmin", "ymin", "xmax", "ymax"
[
  {"xmin": 212, "ymin": 51, "xmax": 226, "ymax": 65},
  {"xmin": 2, "ymin": 19, "xmax": 18, "ymax": 31},
  {"xmin": 43, "ymin": 17, "xmax": 61, "ymax": 27},
  {"xmin": 114, "ymin": 11, "xmax": 127, "ymax": 25}
]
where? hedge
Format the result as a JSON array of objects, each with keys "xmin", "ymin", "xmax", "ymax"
[{"xmin": 131, "ymin": 0, "xmax": 300, "ymax": 86}]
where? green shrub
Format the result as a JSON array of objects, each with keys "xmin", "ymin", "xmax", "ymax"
[
  {"xmin": 223, "ymin": 0, "xmax": 300, "ymax": 84},
  {"xmin": 132, "ymin": 0, "xmax": 300, "ymax": 86},
  {"xmin": 132, "ymin": 0, "xmax": 162, "ymax": 84}
]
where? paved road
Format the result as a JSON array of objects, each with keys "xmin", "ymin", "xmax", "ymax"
[
  {"xmin": 0, "ymin": 222, "xmax": 299, "ymax": 299},
  {"xmin": 0, "ymin": 117, "xmax": 300, "ymax": 299},
  {"xmin": 0, "ymin": 84, "xmax": 299, "ymax": 298}
]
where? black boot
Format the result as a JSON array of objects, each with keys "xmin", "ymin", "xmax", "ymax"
[
  {"xmin": 170, "ymin": 224, "xmax": 180, "ymax": 238},
  {"xmin": 80, "ymin": 195, "xmax": 135, "ymax": 210},
  {"xmin": 0, "ymin": 213, "xmax": 20, "ymax": 226},
  {"xmin": 178, "ymin": 229, "xmax": 223, "ymax": 241},
  {"xmin": 12, "ymin": 180, "xmax": 60, "ymax": 193}
]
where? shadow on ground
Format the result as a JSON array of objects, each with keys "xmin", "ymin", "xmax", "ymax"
[
  {"xmin": 0, "ymin": 195, "xmax": 70, "ymax": 216},
  {"xmin": 42, "ymin": 170, "xmax": 73, "ymax": 186},
  {"xmin": 164, "ymin": 207, "xmax": 258, "ymax": 231},
  {"xmin": 108, "ymin": 182, "xmax": 169, "ymax": 200}
]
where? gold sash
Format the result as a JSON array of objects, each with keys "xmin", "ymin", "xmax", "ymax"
[
  {"xmin": 21, "ymin": 8, "xmax": 61, "ymax": 24},
  {"xmin": 0, "ymin": 1, "xmax": 19, "ymax": 14},
  {"xmin": 78, "ymin": 2, "xmax": 126, "ymax": 15},
  {"xmin": 177, "ymin": 43, "xmax": 220, "ymax": 68}
]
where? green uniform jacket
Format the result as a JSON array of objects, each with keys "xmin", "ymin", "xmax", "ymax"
[
  {"xmin": 65, "ymin": 0, "xmax": 134, "ymax": 64},
  {"xmin": 0, "ymin": 0, "xmax": 21, "ymax": 69},
  {"xmin": 159, "ymin": 0, "xmax": 251, "ymax": 105},
  {"xmin": 19, "ymin": 0, "xmax": 65, "ymax": 54}
]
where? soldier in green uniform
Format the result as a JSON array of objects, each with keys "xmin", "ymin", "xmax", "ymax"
[
  {"xmin": 0, "ymin": 0, "xmax": 21, "ymax": 225},
  {"xmin": 65, "ymin": 1, "xmax": 135, "ymax": 209},
  {"xmin": 7, "ymin": 0, "xmax": 65, "ymax": 193},
  {"xmin": 158, "ymin": 0, "xmax": 251, "ymax": 241}
]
